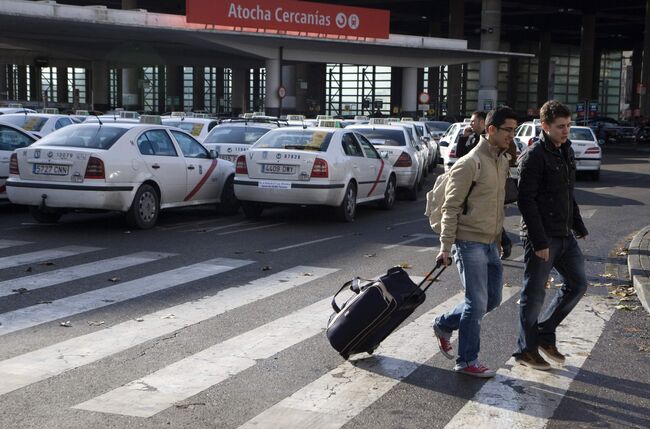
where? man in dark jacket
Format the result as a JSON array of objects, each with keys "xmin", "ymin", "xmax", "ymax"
[{"xmin": 513, "ymin": 100, "xmax": 589, "ymax": 371}]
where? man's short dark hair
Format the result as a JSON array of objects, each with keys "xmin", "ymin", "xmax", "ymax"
[
  {"xmin": 485, "ymin": 106, "xmax": 517, "ymax": 129},
  {"xmin": 471, "ymin": 111, "xmax": 487, "ymax": 121},
  {"xmin": 540, "ymin": 100, "xmax": 571, "ymax": 124}
]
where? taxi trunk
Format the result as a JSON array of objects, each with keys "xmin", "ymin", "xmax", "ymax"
[
  {"xmin": 244, "ymin": 149, "xmax": 324, "ymax": 182},
  {"xmin": 13, "ymin": 146, "xmax": 102, "ymax": 183}
]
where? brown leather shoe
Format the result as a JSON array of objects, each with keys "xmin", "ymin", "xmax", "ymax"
[
  {"xmin": 539, "ymin": 344, "xmax": 566, "ymax": 364},
  {"xmin": 515, "ymin": 351, "xmax": 551, "ymax": 370}
]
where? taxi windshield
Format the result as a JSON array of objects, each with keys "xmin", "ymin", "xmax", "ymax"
[
  {"xmin": 34, "ymin": 125, "xmax": 128, "ymax": 150},
  {"xmin": 569, "ymin": 128, "xmax": 595, "ymax": 141},
  {"xmin": 351, "ymin": 128, "xmax": 406, "ymax": 146},
  {"xmin": 254, "ymin": 129, "xmax": 333, "ymax": 151},
  {"xmin": 1, "ymin": 115, "xmax": 48, "ymax": 131},
  {"xmin": 204, "ymin": 126, "xmax": 271, "ymax": 144},
  {"xmin": 164, "ymin": 121, "xmax": 204, "ymax": 137}
]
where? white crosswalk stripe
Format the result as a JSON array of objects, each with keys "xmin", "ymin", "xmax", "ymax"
[
  {"xmin": 0, "ymin": 256, "xmax": 246, "ymax": 336},
  {"xmin": 0, "ymin": 239, "xmax": 31, "ymax": 249},
  {"xmin": 0, "ymin": 245, "xmax": 101, "ymax": 270},
  {"xmin": 0, "ymin": 251, "xmax": 174, "ymax": 299},
  {"xmin": 236, "ymin": 286, "xmax": 521, "ymax": 429},
  {"xmin": 0, "ymin": 265, "xmax": 337, "ymax": 396}
]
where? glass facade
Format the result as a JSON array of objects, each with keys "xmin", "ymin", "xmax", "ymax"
[
  {"xmin": 249, "ymin": 68, "xmax": 266, "ymax": 112},
  {"xmin": 109, "ymin": 69, "xmax": 119, "ymax": 109},
  {"xmin": 67, "ymin": 67, "xmax": 86, "ymax": 105},
  {"xmin": 143, "ymin": 66, "xmax": 160, "ymax": 113},
  {"xmin": 40, "ymin": 67, "xmax": 57, "ymax": 103},
  {"xmin": 223, "ymin": 68, "xmax": 232, "ymax": 114},
  {"xmin": 326, "ymin": 64, "xmax": 391, "ymax": 116},
  {"xmin": 183, "ymin": 66, "xmax": 193, "ymax": 110}
]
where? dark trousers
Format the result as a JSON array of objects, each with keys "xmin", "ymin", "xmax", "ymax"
[{"xmin": 515, "ymin": 235, "xmax": 588, "ymax": 354}]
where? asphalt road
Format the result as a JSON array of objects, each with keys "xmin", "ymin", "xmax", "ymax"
[{"xmin": 0, "ymin": 147, "xmax": 649, "ymax": 429}]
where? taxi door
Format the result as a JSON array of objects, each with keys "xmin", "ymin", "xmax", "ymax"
[
  {"xmin": 170, "ymin": 130, "xmax": 219, "ymax": 203},
  {"xmin": 136, "ymin": 129, "xmax": 187, "ymax": 204},
  {"xmin": 341, "ymin": 132, "xmax": 375, "ymax": 198},
  {"xmin": 356, "ymin": 133, "xmax": 387, "ymax": 198}
]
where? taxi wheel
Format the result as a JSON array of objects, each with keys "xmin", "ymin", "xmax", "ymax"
[
  {"xmin": 378, "ymin": 176, "xmax": 396, "ymax": 210},
  {"xmin": 336, "ymin": 182, "xmax": 357, "ymax": 222},
  {"xmin": 241, "ymin": 201, "xmax": 264, "ymax": 219},
  {"xmin": 125, "ymin": 184, "xmax": 159, "ymax": 229},
  {"xmin": 29, "ymin": 206, "xmax": 61, "ymax": 223},
  {"xmin": 217, "ymin": 176, "xmax": 240, "ymax": 216},
  {"xmin": 405, "ymin": 181, "xmax": 418, "ymax": 201}
]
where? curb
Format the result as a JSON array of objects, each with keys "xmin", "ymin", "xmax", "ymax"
[{"xmin": 628, "ymin": 225, "xmax": 650, "ymax": 314}]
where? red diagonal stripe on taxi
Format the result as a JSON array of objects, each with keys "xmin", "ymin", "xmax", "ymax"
[
  {"xmin": 184, "ymin": 159, "xmax": 218, "ymax": 201},
  {"xmin": 367, "ymin": 159, "xmax": 385, "ymax": 197}
]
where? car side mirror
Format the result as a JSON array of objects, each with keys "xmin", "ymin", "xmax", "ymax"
[
  {"xmin": 380, "ymin": 151, "xmax": 390, "ymax": 159},
  {"xmin": 210, "ymin": 149, "xmax": 218, "ymax": 159}
]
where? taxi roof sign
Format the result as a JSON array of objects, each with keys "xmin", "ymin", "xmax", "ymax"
[
  {"xmin": 316, "ymin": 115, "xmax": 333, "ymax": 120},
  {"xmin": 120, "ymin": 111, "xmax": 139, "ymax": 119},
  {"xmin": 317, "ymin": 119, "xmax": 342, "ymax": 128},
  {"xmin": 171, "ymin": 111, "xmax": 188, "ymax": 117},
  {"xmin": 286, "ymin": 114, "xmax": 305, "ymax": 121},
  {"xmin": 42, "ymin": 107, "xmax": 59, "ymax": 114},
  {"xmin": 533, "ymin": 119, "xmax": 542, "ymax": 124},
  {"xmin": 252, "ymin": 112, "xmax": 267, "ymax": 117},
  {"xmin": 8, "ymin": 103, "xmax": 23, "ymax": 108},
  {"xmin": 139, "ymin": 115, "xmax": 162, "ymax": 125},
  {"xmin": 75, "ymin": 110, "xmax": 89, "ymax": 116},
  {"xmin": 400, "ymin": 117, "xmax": 415, "ymax": 122},
  {"xmin": 241, "ymin": 112, "xmax": 255, "ymax": 119},
  {"xmin": 463, "ymin": 118, "xmax": 472, "ymax": 123},
  {"xmin": 368, "ymin": 118, "xmax": 392, "ymax": 125},
  {"xmin": 354, "ymin": 115, "xmax": 369, "ymax": 120}
]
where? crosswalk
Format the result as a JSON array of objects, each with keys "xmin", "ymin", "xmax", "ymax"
[{"xmin": 0, "ymin": 239, "xmax": 617, "ymax": 428}]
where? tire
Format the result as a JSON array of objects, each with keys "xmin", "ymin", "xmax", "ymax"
[
  {"xmin": 241, "ymin": 201, "xmax": 264, "ymax": 219},
  {"xmin": 216, "ymin": 175, "xmax": 240, "ymax": 215},
  {"xmin": 29, "ymin": 206, "xmax": 61, "ymax": 223},
  {"xmin": 378, "ymin": 175, "xmax": 396, "ymax": 210},
  {"xmin": 405, "ymin": 181, "xmax": 418, "ymax": 201},
  {"xmin": 125, "ymin": 184, "xmax": 159, "ymax": 229},
  {"xmin": 336, "ymin": 182, "xmax": 357, "ymax": 222},
  {"xmin": 417, "ymin": 170, "xmax": 424, "ymax": 191}
]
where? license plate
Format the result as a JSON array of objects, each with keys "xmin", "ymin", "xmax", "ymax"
[
  {"xmin": 33, "ymin": 164, "xmax": 69, "ymax": 175},
  {"xmin": 262, "ymin": 164, "xmax": 295, "ymax": 174},
  {"xmin": 219, "ymin": 154, "xmax": 238, "ymax": 163}
]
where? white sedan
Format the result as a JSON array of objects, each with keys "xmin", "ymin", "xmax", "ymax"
[
  {"xmin": 6, "ymin": 122, "xmax": 238, "ymax": 228},
  {"xmin": 0, "ymin": 121, "xmax": 38, "ymax": 200},
  {"xmin": 162, "ymin": 117, "xmax": 220, "ymax": 142},
  {"xmin": 233, "ymin": 127, "xmax": 397, "ymax": 221},
  {"xmin": 570, "ymin": 126, "xmax": 602, "ymax": 180},
  {"xmin": 202, "ymin": 121, "xmax": 279, "ymax": 163},
  {"xmin": 0, "ymin": 113, "xmax": 76, "ymax": 138}
]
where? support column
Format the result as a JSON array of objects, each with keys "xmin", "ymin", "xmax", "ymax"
[
  {"xmin": 0, "ymin": 65, "xmax": 7, "ymax": 101},
  {"xmin": 165, "ymin": 65, "xmax": 182, "ymax": 112},
  {"xmin": 447, "ymin": 0, "xmax": 464, "ymax": 118},
  {"xmin": 91, "ymin": 61, "xmax": 109, "ymax": 112},
  {"xmin": 641, "ymin": 0, "xmax": 650, "ymax": 117},
  {"xmin": 192, "ymin": 67, "xmax": 205, "ymax": 111},
  {"xmin": 29, "ymin": 66, "xmax": 42, "ymax": 103},
  {"xmin": 122, "ymin": 68, "xmax": 139, "ymax": 110},
  {"xmin": 265, "ymin": 57, "xmax": 281, "ymax": 117},
  {"xmin": 231, "ymin": 67, "xmax": 248, "ymax": 116},
  {"xmin": 57, "ymin": 67, "xmax": 68, "ymax": 104},
  {"xmin": 592, "ymin": 47, "xmax": 602, "ymax": 102},
  {"xmin": 578, "ymin": 13, "xmax": 596, "ymax": 103},
  {"xmin": 537, "ymin": 31, "xmax": 551, "ymax": 107},
  {"xmin": 631, "ymin": 43, "xmax": 643, "ymax": 112},
  {"xmin": 478, "ymin": 0, "xmax": 501, "ymax": 113},
  {"xmin": 282, "ymin": 64, "xmax": 296, "ymax": 113},
  {"xmin": 17, "ymin": 66, "xmax": 28, "ymax": 101},
  {"xmin": 401, "ymin": 67, "xmax": 418, "ymax": 117},
  {"xmin": 215, "ymin": 68, "xmax": 225, "ymax": 114}
]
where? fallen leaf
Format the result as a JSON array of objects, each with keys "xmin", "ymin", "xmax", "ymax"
[
  {"xmin": 262, "ymin": 266, "xmax": 272, "ymax": 271},
  {"xmin": 555, "ymin": 283, "xmax": 565, "ymax": 288},
  {"xmin": 302, "ymin": 272, "xmax": 313, "ymax": 276},
  {"xmin": 161, "ymin": 314, "xmax": 176, "ymax": 319},
  {"xmin": 503, "ymin": 282, "xmax": 514, "ymax": 288},
  {"xmin": 175, "ymin": 402, "xmax": 206, "ymax": 409},
  {"xmin": 40, "ymin": 261, "xmax": 55, "ymax": 266},
  {"xmin": 37, "ymin": 300, "xmax": 52, "ymax": 304},
  {"xmin": 12, "ymin": 288, "xmax": 29, "ymax": 294},
  {"xmin": 600, "ymin": 273, "xmax": 614, "ymax": 279},
  {"xmin": 617, "ymin": 250, "xmax": 628, "ymax": 256},
  {"xmin": 60, "ymin": 321, "xmax": 72, "ymax": 327},
  {"xmin": 639, "ymin": 346, "xmax": 650, "ymax": 353},
  {"xmin": 87, "ymin": 320, "xmax": 105, "ymax": 326},
  {"xmin": 108, "ymin": 277, "xmax": 120, "ymax": 283},
  {"xmin": 398, "ymin": 263, "xmax": 413, "ymax": 269},
  {"xmin": 364, "ymin": 253, "xmax": 377, "ymax": 258},
  {"xmin": 135, "ymin": 317, "xmax": 144, "ymax": 322},
  {"xmin": 615, "ymin": 305, "xmax": 640, "ymax": 311}
]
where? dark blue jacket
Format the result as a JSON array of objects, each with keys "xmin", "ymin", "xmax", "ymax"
[{"xmin": 517, "ymin": 131, "xmax": 588, "ymax": 251}]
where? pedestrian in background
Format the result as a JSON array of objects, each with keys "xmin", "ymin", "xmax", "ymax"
[
  {"xmin": 432, "ymin": 106, "xmax": 517, "ymax": 378},
  {"xmin": 514, "ymin": 100, "xmax": 589, "ymax": 370}
]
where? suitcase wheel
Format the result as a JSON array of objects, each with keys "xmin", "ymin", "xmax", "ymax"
[{"xmin": 367, "ymin": 348, "xmax": 376, "ymax": 355}]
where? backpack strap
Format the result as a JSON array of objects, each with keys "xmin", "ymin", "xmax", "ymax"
[{"xmin": 462, "ymin": 154, "xmax": 481, "ymax": 215}]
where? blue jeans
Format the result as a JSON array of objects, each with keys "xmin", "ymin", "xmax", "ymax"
[
  {"xmin": 515, "ymin": 235, "xmax": 588, "ymax": 355},
  {"xmin": 435, "ymin": 240, "xmax": 503, "ymax": 365}
]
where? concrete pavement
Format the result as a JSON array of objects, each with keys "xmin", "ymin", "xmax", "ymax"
[{"xmin": 628, "ymin": 225, "xmax": 650, "ymax": 314}]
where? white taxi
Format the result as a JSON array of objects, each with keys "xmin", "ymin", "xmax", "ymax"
[
  {"xmin": 162, "ymin": 117, "xmax": 220, "ymax": 142},
  {"xmin": 0, "ymin": 113, "xmax": 76, "ymax": 138},
  {"xmin": 6, "ymin": 122, "xmax": 238, "ymax": 228},
  {"xmin": 347, "ymin": 124, "xmax": 422, "ymax": 200},
  {"xmin": 202, "ymin": 120, "xmax": 280, "ymax": 163},
  {"xmin": 233, "ymin": 127, "xmax": 396, "ymax": 221},
  {"xmin": 569, "ymin": 126, "xmax": 602, "ymax": 180},
  {"xmin": 0, "ymin": 122, "xmax": 38, "ymax": 200},
  {"xmin": 438, "ymin": 120, "xmax": 469, "ymax": 171}
]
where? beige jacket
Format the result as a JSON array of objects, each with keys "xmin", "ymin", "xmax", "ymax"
[{"xmin": 439, "ymin": 136, "xmax": 509, "ymax": 252}]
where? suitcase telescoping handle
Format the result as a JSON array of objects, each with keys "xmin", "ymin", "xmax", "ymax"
[
  {"xmin": 330, "ymin": 276, "xmax": 373, "ymax": 314},
  {"xmin": 417, "ymin": 257, "xmax": 451, "ymax": 294}
]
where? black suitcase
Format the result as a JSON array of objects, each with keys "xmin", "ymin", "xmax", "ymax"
[{"xmin": 326, "ymin": 262, "xmax": 448, "ymax": 359}]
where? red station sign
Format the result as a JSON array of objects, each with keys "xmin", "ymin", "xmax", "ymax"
[{"xmin": 186, "ymin": 0, "xmax": 390, "ymax": 39}]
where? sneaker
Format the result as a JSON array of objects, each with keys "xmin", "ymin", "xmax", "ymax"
[
  {"xmin": 514, "ymin": 351, "xmax": 551, "ymax": 370},
  {"xmin": 433, "ymin": 324, "xmax": 454, "ymax": 360},
  {"xmin": 539, "ymin": 344, "xmax": 566, "ymax": 364},
  {"xmin": 454, "ymin": 362, "xmax": 496, "ymax": 378}
]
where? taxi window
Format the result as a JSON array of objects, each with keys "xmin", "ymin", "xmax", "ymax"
[
  {"xmin": 569, "ymin": 128, "xmax": 595, "ymax": 141},
  {"xmin": 0, "ymin": 125, "xmax": 35, "ymax": 151},
  {"xmin": 355, "ymin": 133, "xmax": 381, "ymax": 159},
  {"xmin": 1, "ymin": 115, "xmax": 48, "ymax": 132},
  {"xmin": 204, "ymin": 126, "xmax": 272, "ymax": 144},
  {"xmin": 171, "ymin": 130, "xmax": 209, "ymax": 158},
  {"xmin": 254, "ymin": 129, "xmax": 333, "ymax": 151},
  {"xmin": 138, "ymin": 130, "xmax": 178, "ymax": 157},
  {"xmin": 55, "ymin": 118, "xmax": 72, "ymax": 129},
  {"xmin": 341, "ymin": 133, "xmax": 364, "ymax": 157},
  {"xmin": 164, "ymin": 120, "xmax": 205, "ymax": 137},
  {"xmin": 33, "ymin": 125, "xmax": 127, "ymax": 150},
  {"xmin": 350, "ymin": 128, "xmax": 406, "ymax": 146}
]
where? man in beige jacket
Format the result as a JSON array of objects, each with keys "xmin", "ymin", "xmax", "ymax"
[{"xmin": 432, "ymin": 106, "xmax": 517, "ymax": 378}]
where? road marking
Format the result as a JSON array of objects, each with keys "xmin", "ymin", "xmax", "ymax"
[
  {"xmin": 443, "ymin": 294, "xmax": 614, "ymax": 429},
  {"xmin": 216, "ymin": 222, "xmax": 285, "ymax": 236},
  {"xmin": 390, "ymin": 218, "xmax": 428, "ymax": 227},
  {"xmin": 0, "ymin": 251, "xmax": 175, "ymax": 299},
  {"xmin": 74, "ymin": 273, "xmax": 423, "ymax": 417},
  {"xmin": 270, "ymin": 235, "xmax": 344, "ymax": 252},
  {"xmin": 514, "ymin": 253, "xmax": 525, "ymax": 262},
  {"xmin": 382, "ymin": 234, "xmax": 435, "ymax": 250},
  {"xmin": 417, "ymin": 246, "xmax": 438, "ymax": 253},
  {"xmin": 0, "ymin": 239, "xmax": 31, "ymax": 249},
  {"xmin": 0, "ymin": 255, "xmax": 251, "ymax": 336},
  {"xmin": 192, "ymin": 220, "xmax": 254, "ymax": 233},
  {"xmin": 580, "ymin": 209, "xmax": 597, "ymax": 219},
  {"xmin": 237, "ymin": 286, "xmax": 521, "ymax": 429},
  {"xmin": 0, "ymin": 265, "xmax": 336, "ymax": 396},
  {"xmin": 0, "ymin": 246, "xmax": 101, "ymax": 270}
]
